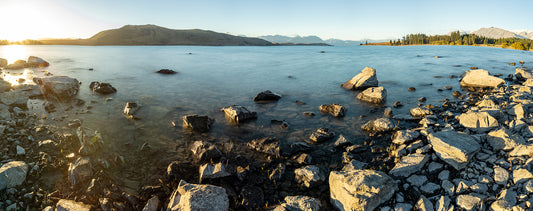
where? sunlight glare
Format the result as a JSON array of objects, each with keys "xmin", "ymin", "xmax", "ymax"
[
  {"xmin": 0, "ymin": 45, "xmax": 29, "ymax": 64},
  {"xmin": 1, "ymin": 69, "xmax": 36, "ymax": 86}
]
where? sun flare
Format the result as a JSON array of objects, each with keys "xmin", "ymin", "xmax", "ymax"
[{"xmin": 0, "ymin": 45, "xmax": 29, "ymax": 64}]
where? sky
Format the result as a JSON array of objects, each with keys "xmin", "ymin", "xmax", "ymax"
[{"xmin": 1, "ymin": 0, "xmax": 532, "ymax": 41}]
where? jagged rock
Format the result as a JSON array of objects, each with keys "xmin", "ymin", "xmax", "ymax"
[
  {"xmin": 329, "ymin": 170, "xmax": 397, "ymax": 211},
  {"xmin": 457, "ymin": 111, "xmax": 498, "ymax": 132},
  {"xmin": 428, "ymin": 131, "xmax": 480, "ymax": 170},
  {"xmin": 420, "ymin": 182, "xmax": 440, "ymax": 195},
  {"xmin": 182, "ymin": 114, "xmax": 214, "ymax": 132},
  {"xmin": 68, "ymin": 157, "xmax": 93, "ymax": 186},
  {"xmin": 190, "ymin": 141, "xmax": 222, "ymax": 163},
  {"xmin": 199, "ymin": 163, "xmax": 231, "ymax": 182},
  {"xmin": 392, "ymin": 130, "xmax": 420, "ymax": 145},
  {"xmin": 494, "ymin": 166, "xmax": 509, "ymax": 185},
  {"xmin": 513, "ymin": 169, "xmax": 533, "ymax": 184},
  {"xmin": 56, "ymin": 199, "xmax": 91, "ymax": 211},
  {"xmin": 89, "ymin": 81, "xmax": 117, "ymax": 94},
  {"xmin": 0, "ymin": 161, "xmax": 28, "ymax": 190},
  {"xmin": 361, "ymin": 117, "xmax": 395, "ymax": 133},
  {"xmin": 247, "ymin": 137, "xmax": 280, "ymax": 156},
  {"xmin": 167, "ymin": 180, "xmax": 229, "ymax": 211},
  {"xmin": 275, "ymin": 195, "xmax": 321, "ymax": 211},
  {"xmin": 142, "ymin": 196, "xmax": 160, "ymax": 211},
  {"xmin": 156, "ymin": 69, "xmax": 177, "ymax": 74},
  {"xmin": 309, "ymin": 128, "xmax": 334, "ymax": 143},
  {"xmin": 407, "ymin": 175, "xmax": 427, "ymax": 187},
  {"xmin": 16, "ymin": 145, "xmax": 25, "ymax": 155},
  {"xmin": 294, "ymin": 165, "xmax": 325, "ymax": 187},
  {"xmin": 410, "ymin": 107, "xmax": 434, "ymax": 118},
  {"xmin": 319, "ymin": 103, "xmax": 346, "ymax": 117},
  {"xmin": 456, "ymin": 194, "xmax": 484, "ymax": 211},
  {"xmin": 415, "ymin": 195, "xmax": 434, "ymax": 211},
  {"xmin": 487, "ymin": 128, "xmax": 525, "ymax": 151},
  {"xmin": 34, "ymin": 76, "xmax": 80, "ymax": 98},
  {"xmin": 253, "ymin": 90, "xmax": 281, "ymax": 101},
  {"xmin": 435, "ymin": 196, "xmax": 453, "ymax": 211},
  {"xmin": 460, "ymin": 69, "xmax": 505, "ymax": 88},
  {"xmin": 389, "ymin": 153, "xmax": 430, "ymax": 177},
  {"xmin": 294, "ymin": 153, "xmax": 312, "ymax": 165},
  {"xmin": 333, "ymin": 135, "xmax": 352, "ymax": 147},
  {"xmin": 221, "ymin": 105, "xmax": 257, "ymax": 123},
  {"xmin": 490, "ymin": 189, "xmax": 517, "ymax": 211},
  {"xmin": 523, "ymin": 78, "xmax": 533, "ymax": 86},
  {"xmin": 341, "ymin": 67, "xmax": 378, "ymax": 90},
  {"xmin": 357, "ymin": 86, "xmax": 387, "ymax": 104},
  {"xmin": 27, "ymin": 56, "xmax": 49, "ymax": 68}
]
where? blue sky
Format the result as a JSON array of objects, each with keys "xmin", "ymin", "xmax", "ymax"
[{"xmin": 1, "ymin": 0, "xmax": 532, "ymax": 40}]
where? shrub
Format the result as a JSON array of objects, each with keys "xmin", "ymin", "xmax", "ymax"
[{"xmin": 510, "ymin": 42, "xmax": 527, "ymax": 50}]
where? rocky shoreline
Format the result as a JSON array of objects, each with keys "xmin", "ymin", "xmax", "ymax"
[{"xmin": 1, "ymin": 56, "xmax": 533, "ymax": 210}]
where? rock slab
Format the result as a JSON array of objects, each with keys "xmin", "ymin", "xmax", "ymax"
[
  {"xmin": 460, "ymin": 69, "xmax": 505, "ymax": 88},
  {"xmin": 167, "ymin": 180, "xmax": 229, "ymax": 211},
  {"xmin": 428, "ymin": 131, "xmax": 480, "ymax": 170},
  {"xmin": 341, "ymin": 67, "xmax": 378, "ymax": 90},
  {"xmin": 34, "ymin": 76, "xmax": 80, "ymax": 98}
]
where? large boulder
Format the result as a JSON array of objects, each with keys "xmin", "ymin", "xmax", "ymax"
[
  {"xmin": 5, "ymin": 60, "xmax": 28, "ymax": 70},
  {"xmin": 27, "ymin": 56, "xmax": 49, "ymax": 68},
  {"xmin": 341, "ymin": 67, "xmax": 378, "ymax": 90},
  {"xmin": 221, "ymin": 105, "xmax": 257, "ymax": 123},
  {"xmin": 253, "ymin": 90, "xmax": 281, "ymax": 101},
  {"xmin": 329, "ymin": 169, "xmax": 397, "ymax": 211},
  {"xmin": 0, "ymin": 58, "xmax": 7, "ymax": 67},
  {"xmin": 460, "ymin": 69, "xmax": 505, "ymax": 88},
  {"xmin": 167, "ymin": 180, "xmax": 229, "ymax": 211},
  {"xmin": 319, "ymin": 103, "xmax": 346, "ymax": 117},
  {"xmin": 361, "ymin": 117, "xmax": 395, "ymax": 133},
  {"xmin": 389, "ymin": 153, "xmax": 430, "ymax": 177},
  {"xmin": 182, "ymin": 115, "xmax": 214, "ymax": 132},
  {"xmin": 457, "ymin": 111, "xmax": 498, "ymax": 132},
  {"xmin": 0, "ymin": 161, "xmax": 28, "ymax": 190},
  {"xmin": 56, "ymin": 199, "xmax": 92, "ymax": 211},
  {"xmin": 356, "ymin": 86, "xmax": 387, "ymax": 104},
  {"xmin": 34, "ymin": 76, "xmax": 80, "ymax": 98},
  {"xmin": 68, "ymin": 157, "xmax": 93, "ymax": 187},
  {"xmin": 428, "ymin": 131, "xmax": 480, "ymax": 170},
  {"xmin": 487, "ymin": 128, "xmax": 525, "ymax": 151},
  {"xmin": 89, "ymin": 81, "xmax": 117, "ymax": 94}
]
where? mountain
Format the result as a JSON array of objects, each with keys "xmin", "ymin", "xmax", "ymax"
[
  {"xmin": 259, "ymin": 35, "xmax": 325, "ymax": 44},
  {"xmin": 516, "ymin": 30, "xmax": 533, "ymax": 39},
  {"xmin": 324, "ymin": 39, "xmax": 362, "ymax": 46},
  {"xmin": 471, "ymin": 27, "xmax": 525, "ymax": 39},
  {"xmin": 40, "ymin": 24, "xmax": 272, "ymax": 46}
]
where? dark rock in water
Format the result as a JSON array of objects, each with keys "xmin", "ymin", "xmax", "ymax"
[
  {"xmin": 182, "ymin": 114, "xmax": 214, "ymax": 132},
  {"xmin": 319, "ymin": 51, "xmax": 326, "ymax": 53},
  {"xmin": 240, "ymin": 186, "xmax": 264, "ymax": 210},
  {"xmin": 470, "ymin": 66, "xmax": 478, "ymax": 70},
  {"xmin": 89, "ymin": 81, "xmax": 117, "ymax": 94},
  {"xmin": 68, "ymin": 157, "xmax": 92, "ymax": 187},
  {"xmin": 408, "ymin": 87, "xmax": 416, "ymax": 91},
  {"xmin": 27, "ymin": 56, "xmax": 49, "ymax": 68},
  {"xmin": 434, "ymin": 76, "xmax": 443, "ymax": 78},
  {"xmin": 520, "ymin": 61, "xmax": 525, "ymax": 64},
  {"xmin": 309, "ymin": 128, "xmax": 334, "ymax": 144},
  {"xmin": 319, "ymin": 103, "xmax": 346, "ymax": 117},
  {"xmin": 443, "ymin": 86, "xmax": 453, "ymax": 90},
  {"xmin": 342, "ymin": 67, "xmax": 378, "ymax": 90},
  {"xmin": 156, "ymin": 69, "xmax": 177, "ymax": 74},
  {"xmin": 88, "ymin": 68, "xmax": 94, "ymax": 71},
  {"xmin": 393, "ymin": 101, "xmax": 403, "ymax": 108},
  {"xmin": 271, "ymin": 120, "xmax": 289, "ymax": 129},
  {"xmin": 418, "ymin": 97, "xmax": 426, "ymax": 102},
  {"xmin": 303, "ymin": 112, "xmax": 315, "ymax": 116},
  {"xmin": 34, "ymin": 76, "xmax": 80, "ymax": 98},
  {"xmin": 221, "ymin": 105, "xmax": 257, "ymax": 123},
  {"xmin": 253, "ymin": 90, "xmax": 281, "ymax": 101},
  {"xmin": 295, "ymin": 100, "xmax": 306, "ymax": 105},
  {"xmin": 190, "ymin": 141, "xmax": 223, "ymax": 163},
  {"xmin": 449, "ymin": 75, "xmax": 459, "ymax": 78},
  {"xmin": 290, "ymin": 142, "xmax": 312, "ymax": 154},
  {"xmin": 269, "ymin": 163, "xmax": 285, "ymax": 181},
  {"xmin": 167, "ymin": 161, "xmax": 186, "ymax": 181},
  {"xmin": 247, "ymin": 137, "xmax": 280, "ymax": 157},
  {"xmin": 5, "ymin": 60, "xmax": 28, "ymax": 69},
  {"xmin": 509, "ymin": 62, "xmax": 516, "ymax": 66},
  {"xmin": 505, "ymin": 74, "xmax": 513, "ymax": 81}
]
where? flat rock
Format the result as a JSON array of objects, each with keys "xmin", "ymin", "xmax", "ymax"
[
  {"xmin": 309, "ymin": 128, "xmax": 334, "ymax": 143},
  {"xmin": 319, "ymin": 103, "xmax": 346, "ymax": 117},
  {"xmin": 460, "ymin": 69, "xmax": 505, "ymax": 88},
  {"xmin": 406, "ymin": 175, "xmax": 427, "ymax": 187},
  {"xmin": 0, "ymin": 161, "xmax": 28, "ymax": 190},
  {"xmin": 34, "ymin": 76, "xmax": 80, "ymax": 98},
  {"xmin": 56, "ymin": 199, "xmax": 91, "ymax": 211},
  {"xmin": 410, "ymin": 107, "xmax": 434, "ymax": 118},
  {"xmin": 156, "ymin": 69, "xmax": 177, "ymax": 74},
  {"xmin": 390, "ymin": 153, "xmax": 430, "ymax": 177},
  {"xmin": 341, "ymin": 67, "xmax": 378, "ymax": 90},
  {"xmin": 276, "ymin": 195, "xmax": 321, "ymax": 211},
  {"xmin": 253, "ymin": 90, "xmax": 281, "ymax": 101},
  {"xmin": 357, "ymin": 86, "xmax": 387, "ymax": 104},
  {"xmin": 458, "ymin": 111, "xmax": 498, "ymax": 132},
  {"xmin": 487, "ymin": 128, "xmax": 525, "ymax": 151},
  {"xmin": 513, "ymin": 168, "xmax": 533, "ymax": 184},
  {"xmin": 247, "ymin": 137, "xmax": 280, "ymax": 156},
  {"xmin": 361, "ymin": 117, "xmax": 395, "ymax": 133},
  {"xmin": 329, "ymin": 169, "xmax": 397, "ymax": 211},
  {"xmin": 182, "ymin": 114, "xmax": 214, "ymax": 132},
  {"xmin": 68, "ymin": 157, "xmax": 93, "ymax": 186},
  {"xmin": 392, "ymin": 130, "xmax": 420, "ymax": 145},
  {"xmin": 428, "ymin": 131, "xmax": 480, "ymax": 170},
  {"xmin": 294, "ymin": 165, "xmax": 325, "ymax": 187},
  {"xmin": 167, "ymin": 180, "xmax": 229, "ymax": 211},
  {"xmin": 221, "ymin": 105, "xmax": 257, "ymax": 123},
  {"xmin": 342, "ymin": 160, "xmax": 368, "ymax": 171},
  {"xmin": 420, "ymin": 182, "xmax": 440, "ymax": 195}
]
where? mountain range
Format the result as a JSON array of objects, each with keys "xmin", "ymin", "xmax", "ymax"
[
  {"xmin": 471, "ymin": 27, "xmax": 533, "ymax": 39},
  {"xmin": 258, "ymin": 35, "xmax": 367, "ymax": 46}
]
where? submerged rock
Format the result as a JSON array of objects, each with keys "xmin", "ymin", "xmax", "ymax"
[
  {"xmin": 34, "ymin": 76, "xmax": 80, "ymax": 98},
  {"xmin": 167, "ymin": 180, "xmax": 229, "ymax": 211},
  {"xmin": 356, "ymin": 86, "xmax": 387, "ymax": 104},
  {"xmin": 253, "ymin": 90, "xmax": 281, "ymax": 101},
  {"xmin": 0, "ymin": 161, "xmax": 28, "ymax": 190},
  {"xmin": 361, "ymin": 117, "xmax": 395, "ymax": 133},
  {"xmin": 89, "ymin": 81, "xmax": 117, "ymax": 94},
  {"xmin": 460, "ymin": 69, "xmax": 505, "ymax": 88},
  {"xmin": 428, "ymin": 131, "xmax": 480, "ymax": 170},
  {"xmin": 123, "ymin": 102, "xmax": 140, "ymax": 119},
  {"xmin": 182, "ymin": 114, "xmax": 214, "ymax": 132},
  {"xmin": 341, "ymin": 67, "xmax": 378, "ymax": 90},
  {"xmin": 221, "ymin": 105, "xmax": 257, "ymax": 123},
  {"xmin": 319, "ymin": 103, "xmax": 346, "ymax": 117}
]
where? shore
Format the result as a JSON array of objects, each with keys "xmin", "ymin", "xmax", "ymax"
[
  {"xmin": 364, "ymin": 42, "xmax": 533, "ymax": 52},
  {"xmin": 1, "ymin": 56, "xmax": 533, "ymax": 210}
]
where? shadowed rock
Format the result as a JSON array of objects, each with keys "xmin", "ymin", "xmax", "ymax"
[
  {"xmin": 390, "ymin": 153, "xmax": 430, "ymax": 177},
  {"xmin": 309, "ymin": 128, "xmax": 334, "ymax": 143},
  {"xmin": 27, "ymin": 56, "xmax": 49, "ymax": 68},
  {"xmin": 247, "ymin": 137, "xmax": 280, "ymax": 156},
  {"xmin": 34, "ymin": 76, "xmax": 80, "ymax": 98},
  {"xmin": 156, "ymin": 69, "xmax": 177, "ymax": 74},
  {"xmin": 361, "ymin": 118, "xmax": 395, "ymax": 133},
  {"xmin": 89, "ymin": 81, "xmax": 117, "ymax": 94},
  {"xmin": 458, "ymin": 111, "xmax": 498, "ymax": 132},
  {"xmin": 182, "ymin": 115, "xmax": 214, "ymax": 132},
  {"xmin": 253, "ymin": 90, "xmax": 281, "ymax": 101},
  {"xmin": 0, "ymin": 161, "xmax": 28, "ymax": 190},
  {"xmin": 68, "ymin": 157, "xmax": 92, "ymax": 187},
  {"xmin": 275, "ymin": 196, "xmax": 321, "ymax": 211},
  {"xmin": 221, "ymin": 105, "xmax": 257, "ymax": 123}
]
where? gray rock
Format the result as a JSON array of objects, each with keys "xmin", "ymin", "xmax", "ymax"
[
  {"xmin": 524, "ymin": 180, "xmax": 533, "ymax": 193},
  {"xmin": 441, "ymin": 180, "xmax": 455, "ymax": 196},
  {"xmin": 0, "ymin": 86, "xmax": 42, "ymax": 107},
  {"xmin": 494, "ymin": 166, "xmax": 509, "ymax": 185},
  {"xmin": 333, "ymin": 135, "xmax": 352, "ymax": 147},
  {"xmin": 406, "ymin": 175, "xmax": 427, "ymax": 187},
  {"xmin": 253, "ymin": 90, "xmax": 281, "ymax": 101},
  {"xmin": 394, "ymin": 203, "xmax": 412, "ymax": 211},
  {"xmin": 56, "ymin": 199, "xmax": 91, "ymax": 211},
  {"xmin": 16, "ymin": 145, "xmax": 24, "ymax": 155},
  {"xmin": 458, "ymin": 111, "xmax": 498, "ymax": 132},
  {"xmin": 294, "ymin": 165, "xmax": 325, "ymax": 187},
  {"xmin": 513, "ymin": 169, "xmax": 533, "ymax": 184},
  {"xmin": 415, "ymin": 195, "xmax": 434, "ymax": 211},
  {"xmin": 0, "ymin": 78, "xmax": 11, "ymax": 93},
  {"xmin": 487, "ymin": 128, "xmax": 525, "ymax": 151},
  {"xmin": 142, "ymin": 196, "xmax": 160, "ymax": 211},
  {"xmin": 182, "ymin": 114, "xmax": 214, "ymax": 132},
  {"xmin": 0, "ymin": 104, "xmax": 10, "ymax": 120},
  {"xmin": 460, "ymin": 69, "xmax": 505, "ymax": 88},
  {"xmin": 68, "ymin": 157, "xmax": 92, "ymax": 186},
  {"xmin": 470, "ymin": 183, "xmax": 489, "ymax": 193},
  {"xmin": 428, "ymin": 131, "xmax": 480, "ymax": 170},
  {"xmin": 190, "ymin": 141, "xmax": 223, "ymax": 163},
  {"xmin": 329, "ymin": 170, "xmax": 397, "ymax": 211},
  {"xmin": 361, "ymin": 117, "xmax": 395, "ymax": 133},
  {"xmin": 392, "ymin": 130, "xmax": 420, "ymax": 145},
  {"xmin": 357, "ymin": 86, "xmax": 387, "ymax": 104},
  {"xmin": 309, "ymin": 128, "xmax": 334, "ymax": 143},
  {"xmin": 389, "ymin": 153, "xmax": 430, "ymax": 177},
  {"xmin": 456, "ymin": 194, "xmax": 484, "ymax": 211},
  {"xmin": 428, "ymin": 162, "xmax": 444, "ymax": 174},
  {"xmin": 221, "ymin": 105, "xmax": 257, "ymax": 123},
  {"xmin": 199, "ymin": 163, "xmax": 231, "ymax": 182},
  {"xmin": 247, "ymin": 137, "xmax": 280, "ymax": 156},
  {"xmin": 167, "ymin": 180, "xmax": 229, "ymax": 211},
  {"xmin": 342, "ymin": 160, "xmax": 368, "ymax": 171},
  {"xmin": 0, "ymin": 161, "xmax": 28, "ymax": 190},
  {"xmin": 276, "ymin": 195, "xmax": 321, "ymax": 211},
  {"xmin": 34, "ymin": 76, "xmax": 80, "ymax": 98},
  {"xmin": 420, "ymin": 182, "xmax": 440, "ymax": 195},
  {"xmin": 410, "ymin": 107, "xmax": 434, "ymax": 118},
  {"xmin": 341, "ymin": 67, "xmax": 378, "ymax": 90},
  {"xmin": 319, "ymin": 103, "xmax": 346, "ymax": 117}
]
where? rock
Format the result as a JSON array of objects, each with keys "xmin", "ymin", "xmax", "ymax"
[
  {"xmin": 56, "ymin": 199, "xmax": 92, "ymax": 211},
  {"xmin": 494, "ymin": 166, "xmax": 509, "ymax": 185},
  {"xmin": 487, "ymin": 128, "xmax": 525, "ymax": 151},
  {"xmin": 333, "ymin": 134, "xmax": 352, "ymax": 147},
  {"xmin": 319, "ymin": 103, "xmax": 346, "ymax": 117},
  {"xmin": 16, "ymin": 145, "xmax": 25, "ymax": 155},
  {"xmin": 525, "ymin": 180, "xmax": 533, "ymax": 193},
  {"xmin": 276, "ymin": 195, "xmax": 321, "ymax": 211},
  {"xmin": 221, "ymin": 105, "xmax": 257, "ymax": 123},
  {"xmin": 182, "ymin": 114, "xmax": 214, "ymax": 132},
  {"xmin": 34, "ymin": 76, "xmax": 80, "ymax": 98},
  {"xmin": 523, "ymin": 79, "xmax": 533, "ymax": 86},
  {"xmin": 441, "ymin": 180, "xmax": 454, "ymax": 195},
  {"xmin": 406, "ymin": 175, "xmax": 427, "ymax": 187},
  {"xmin": 513, "ymin": 169, "xmax": 533, "ymax": 184},
  {"xmin": 329, "ymin": 169, "xmax": 397, "ymax": 211},
  {"xmin": 515, "ymin": 68, "xmax": 533, "ymax": 81},
  {"xmin": 0, "ymin": 78, "xmax": 11, "ymax": 93},
  {"xmin": 460, "ymin": 69, "xmax": 505, "ymax": 88},
  {"xmin": 0, "ymin": 161, "xmax": 28, "ymax": 190},
  {"xmin": 393, "ymin": 101, "xmax": 403, "ymax": 108},
  {"xmin": 415, "ymin": 195, "xmax": 434, "ymax": 211},
  {"xmin": 435, "ymin": 196, "xmax": 453, "ymax": 211},
  {"xmin": 240, "ymin": 186, "xmax": 264, "ymax": 209},
  {"xmin": 342, "ymin": 160, "xmax": 368, "ymax": 171},
  {"xmin": 5, "ymin": 60, "xmax": 28, "ymax": 69},
  {"xmin": 0, "ymin": 86, "xmax": 42, "ymax": 106},
  {"xmin": 167, "ymin": 161, "xmax": 186, "ymax": 181},
  {"xmin": 456, "ymin": 194, "xmax": 484, "ymax": 211},
  {"xmin": 142, "ymin": 196, "xmax": 160, "ymax": 211},
  {"xmin": 392, "ymin": 130, "xmax": 420, "ymax": 145},
  {"xmin": 357, "ymin": 86, "xmax": 387, "ymax": 104},
  {"xmin": 509, "ymin": 144, "xmax": 533, "ymax": 157},
  {"xmin": 410, "ymin": 107, "xmax": 434, "ymax": 118},
  {"xmin": 123, "ymin": 102, "xmax": 140, "ymax": 119},
  {"xmin": 247, "ymin": 137, "xmax": 280, "ymax": 156},
  {"xmin": 394, "ymin": 203, "xmax": 413, "ymax": 211},
  {"xmin": 384, "ymin": 107, "xmax": 393, "ymax": 117},
  {"xmin": 190, "ymin": 141, "xmax": 223, "ymax": 163},
  {"xmin": 341, "ymin": 67, "xmax": 378, "ymax": 90},
  {"xmin": 428, "ymin": 131, "xmax": 480, "ymax": 170},
  {"xmin": 457, "ymin": 111, "xmax": 498, "ymax": 132},
  {"xmin": 0, "ymin": 58, "xmax": 7, "ymax": 67},
  {"xmin": 27, "ymin": 56, "xmax": 49, "ymax": 68},
  {"xmin": 167, "ymin": 180, "xmax": 228, "ymax": 211},
  {"xmin": 294, "ymin": 165, "xmax": 325, "ymax": 187},
  {"xmin": 294, "ymin": 153, "xmax": 312, "ymax": 165},
  {"xmin": 199, "ymin": 163, "xmax": 231, "ymax": 182},
  {"xmin": 427, "ymin": 162, "xmax": 443, "ymax": 174},
  {"xmin": 361, "ymin": 117, "xmax": 396, "ymax": 133},
  {"xmin": 490, "ymin": 189, "xmax": 517, "ymax": 211},
  {"xmin": 269, "ymin": 163, "xmax": 285, "ymax": 181},
  {"xmin": 390, "ymin": 153, "xmax": 430, "ymax": 177},
  {"xmin": 420, "ymin": 182, "xmax": 440, "ymax": 195},
  {"xmin": 68, "ymin": 157, "xmax": 93, "ymax": 186},
  {"xmin": 0, "ymin": 103, "xmax": 10, "ymax": 120},
  {"xmin": 253, "ymin": 90, "xmax": 281, "ymax": 101},
  {"xmin": 309, "ymin": 128, "xmax": 335, "ymax": 143},
  {"xmin": 89, "ymin": 81, "xmax": 117, "ymax": 94},
  {"xmin": 470, "ymin": 183, "xmax": 488, "ymax": 193},
  {"xmin": 156, "ymin": 69, "xmax": 177, "ymax": 74}
]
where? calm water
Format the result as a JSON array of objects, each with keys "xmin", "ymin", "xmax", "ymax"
[{"xmin": 1, "ymin": 45, "xmax": 532, "ymax": 190}]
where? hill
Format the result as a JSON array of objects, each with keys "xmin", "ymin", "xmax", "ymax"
[{"xmin": 471, "ymin": 27, "xmax": 525, "ymax": 39}]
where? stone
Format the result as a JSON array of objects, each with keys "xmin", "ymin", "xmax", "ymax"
[
  {"xmin": 89, "ymin": 81, "xmax": 117, "ymax": 94},
  {"xmin": 490, "ymin": 189, "xmax": 517, "ymax": 211},
  {"xmin": 27, "ymin": 56, "xmax": 49, "ymax": 68},
  {"xmin": 470, "ymin": 183, "xmax": 488, "ymax": 193},
  {"xmin": 123, "ymin": 102, "xmax": 140, "ymax": 118},
  {"xmin": 494, "ymin": 166, "xmax": 509, "ymax": 185},
  {"xmin": 341, "ymin": 67, "xmax": 378, "ymax": 90},
  {"xmin": 515, "ymin": 68, "xmax": 533, "ymax": 81},
  {"xmin": 56, "ymin": 199, "xmax": 91, "ymax": 211},
  {"xmin": 509, "ymin": 144, "xmax": 533, "ymax": 157},
  {"xmin": 392, "ymin": 130, "xmax": 420, "ymax": 145},
  {"xmin": 428, "ymin": 131, "xmax": 480, "ymax": 170},
  {"xmin": 182, "ymin": 114, "xmax": 214, "ymax": 132},
  {"xmin": 406, "ymin": 175, "xmax": 427, "ymax": 187},
  {"xmin": 199, "ymin": 163, "xmax": 231, "ymax": 182},
  {"xmin": 16, "ymin": 145, "xmax": 25, "ymax": 155},
  {"xmin": 240, "ymin": 186, "xmax": 264, "ymax": 209},
  {"xmin": 435, "ymin": 196, "xmax": 452, "ymax": 211},
  {"xmin": 253, "ymin": 90, "xmax": 281, "ymax": 101},
  {"xmin": 361, "ymin": 117, "xmax": 395, "ymax": 133},
  {"xmin": 167, "ymin": 180, "xmax": 229, "ymax": 211},
  {"xmin": 420, "ymin": 182, "xmax": 440, "ymax": 195},
  {"xmin": 357, "ymin": 86, "xmax": 387, "ymax": 104},
  {"xmin": 0, "ymin": 86, "xmax": 42, "ymax": 106},
  {"xmin": 460, "ymin": 69, "xmax": 505, "ymax": 88},
  {"xmin": 277, "ymin": 195, "xmax": 321, "ymax": 211},
  {"xmin": 156, "ymin": 69, "xmax": 177, "ymax": 74},
  {"xmin": 513, "ymin": 169, "xmax": 533, "ymax": 184},
  {"xmin": 142, "ymin": 196, "xmax": 160, "ymax": 211},
  {"xmin": 247, "ymin": 137, "xmax": 280, "ymax": 156},
  {"xmin": 428, "ymin": 162, "xmax": 444, "ymax": 174},
  {"xmin": 441, "ymin": 180, "xmax": 454, "ymax": 195},
  {"xmin": 394, "ymin": 203, "xmax": 412, "ymax": 211},
  {"xmin": 523, "ymin": 78, "xmax": 533, "ymax": 86},
  {"xmin": 458, "ymin": 111, "xmax": 498, "ymax": 132},
  {"xmin": 487, "ymin": 128, "xmax": 525, "ymax": 151},
  {"xmin": 34, "ymin": 76, "xmax": 80, "ymax": 98},
  {"xmin": 309, "ymin": 128, "xmax": 334, "ymax": 143},
  {"xmin": 389, "ymin": 153, "xmax": 430, "ymax": 177},
  {"xmin": 269, "ymin": 163, "xmax": 285, "ymax": 181},
  {"xmin": 384, "ymin": 107, "xmax": 393, "ymax": 117},
  {"xmin": 410, "ymin": 107, "xmax": 434, "ymax": 118},
  {"xmin": 0, "ymin": 104, "xmax": 10, "ymax": 120},
  {"xmin": 0, "ymin": 78, "xmax": 11, "ymax": 93},
  {"xmin": 294, "ymin": 153, "xmax": 312, "ymax": 164},
  {"xmin": 524, "ymin": 180, "xmax": 533, "ymax": 193},
  {"xmin": 68, "ymin": 157, "xmax": 93, "ymax": 186},
  {"xmin": 0, "ymin": 161, "xmax": 28, "ymax": 190},
  {"xmin": 329, "ymin": 170, "xmax": 397, "ymax": 211},
  {"xmin": 333, "ymin": 134, "xmax": 352, "ymax": 147},
  {"xmin": 294, "ymin": 165, "xmax": 325, "ymax": 187},
  {"xmin": 221, "ymin": 105, "xmax": 257, "ymax": 123},
  {"xmin": 190, "ymin": 141, "xmax": 223, "ymax": 163},
  {"xmin": 319, "ymin": 103, "xmax": 346, "ymax": 117},
  {"xmin": 342, "ymin": 160, "xmax": 368, "ymax": 171},
  {"xmin": 456, "ymin": 194, "xmax": 484, "ymax": 211},
  {"xmin": 415, "ymin": 195, "xmax": 434, "ymax": 211},
  {"xmin": 5, "ymin": 60, "xmax": 27, "ymax": 69}
]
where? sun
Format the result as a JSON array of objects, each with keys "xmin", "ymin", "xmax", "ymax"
[{"xmin": 0, "ymin": 45, "xmax": 29, "ymax": 64}]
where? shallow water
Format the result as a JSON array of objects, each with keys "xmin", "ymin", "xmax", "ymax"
[{"xmin": 1, "ymin": 45, "xmax": 532, "ymax": 191}]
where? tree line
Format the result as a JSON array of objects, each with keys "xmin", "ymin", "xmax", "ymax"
[
  {"xmin": 0, "ymin": 40, "xmax": 43, "ymax": 45},
  {"xmin": 389, "ymin": 31, "xmax": 531, "ymax": 50}
]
